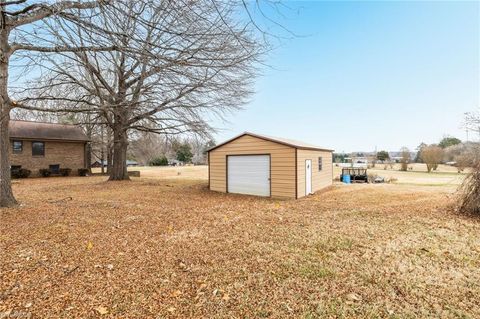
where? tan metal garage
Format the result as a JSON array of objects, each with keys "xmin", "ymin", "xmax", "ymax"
[{"xmin": 207, "ymin": 132, "xmax": 334, "ymax": 199}]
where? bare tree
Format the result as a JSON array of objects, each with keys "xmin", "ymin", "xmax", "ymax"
[
  {"xmin": 457, "ymin": 110, "xmax": 480, "ymax": 215},
  {"xmin": 443, "ymin": 142, "xmax": 480, "ymax": 172},
  {"xmin": 420, "ymin": 145, "xmax": 444, "ymax": 173},
  {"xmin": 19, "ymin": 0, "xmax": 265, "ymax": 181},
  {"xmin": 189, "ymin": 136, "xmax": 210, "ymax": 165},
  {"xmin": 0, "ymin": 0, "xmax": 116, "ymax": 207},
  {"xmin": 465, "ymin": 109, "xmax": 480, "ymax": 139},
  {"xmin": 128, "ymin": 133, "xmax": 169, "ymax": 166},
  {"xmin": 399, "ymin": 147, "xmax": 410, "ymax": 171},
  {"xmin": 458, "ymin": 160, "xmax": 480, "ymax": 216}
]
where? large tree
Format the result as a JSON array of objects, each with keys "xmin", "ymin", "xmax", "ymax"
[
  {"xmin": 20, "ymin": 0, "xmax": 264, "ymax": 181},
  {"xmin": 414, "ymin": 142, "xmax": 427, "ymax": 163},
  {"xmin": 439, "ymin": 136, "xmax": 461, "ymax": 149},
  {"xmin": 0, "ymin": 0, "xmax": 115, "ymax": 207},
  {"xmin": 420, "ymin": 145, "xmax": 444, "ymax": 173},
  {"xmin": 399, "ymin": 147, "xmax": 410, "ymax": 171},
  {"xmin": 376, "ymin": 150, "xmax": 390, "ymax": 162}
]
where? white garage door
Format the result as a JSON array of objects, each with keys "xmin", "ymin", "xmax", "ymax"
[{"xmin": 227, "ymin": 155, "xmax": 270, "ymax": 197}]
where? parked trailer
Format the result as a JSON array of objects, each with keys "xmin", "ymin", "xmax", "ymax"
[{"xmin": 340, "ymin": 168, "xmax": 368, "ymax": 183}]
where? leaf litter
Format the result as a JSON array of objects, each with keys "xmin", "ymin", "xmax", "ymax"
[{"xmin": 0, "ymin": 174, "xmax": 479, "ymax": 318}]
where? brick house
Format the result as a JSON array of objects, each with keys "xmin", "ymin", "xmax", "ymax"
[{"xmin": 9, "ymin": 120, "xmax": 89, "ymax": 177}]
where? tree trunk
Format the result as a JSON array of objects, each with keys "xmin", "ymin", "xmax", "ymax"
[
  {"xmin": 100, "ymin": 125, "xmax": 105, "ymax": 174},
  {"xmin": 109, "ymin": 127, "xmax": 129, "ymax": 180},
  {"xmin": 107, "ymin": 145, "xmax": 113, "ymax": 174},
  {"xmin": 100, "ymin": 146, "xmax": 105, "ymax": 174},
  {"xmin": 0, "ymin": 30, "xmax": 18, "ymax": 207},
  {"xmin": 0, "ymin": 113, "xmax": 16, "ymax": 207},
  {"xmin": 106, "ymin": 129, "xmax": 113, "ymax": 174},
  {"xmin": 85, "ymin": 125, "xmax": 92, "ymax": 173},
  {"xmin": 86, "ymin": 142, "xmax": 92, "ymax": 173}
]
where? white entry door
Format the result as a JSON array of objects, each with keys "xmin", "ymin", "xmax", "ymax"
[
  {"xmin": 227, "ymin": 155, "xmax": 270, "ymax": 197},
  {"xmin": 305, "ymin": 159, "xmax": 312, "ymax": 195}
]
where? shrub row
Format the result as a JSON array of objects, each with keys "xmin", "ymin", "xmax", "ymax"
[
  {"xmin": 12, "ymin": 168, "xmax": 89, "ymax": 178},
  {"xmin": 40, "ymin": 168, "xmax": 73, "ymax": 177},
  {"xmin": 11, "ymin": 168, "xmax": 31, "ymax": 179},
  {"xmin": 149, "ymin": 156, "xmax": 169, "ymax": 166},
  {"xmin": 78, "ymin": 168, "xmax": 89, "ymax": 176}
]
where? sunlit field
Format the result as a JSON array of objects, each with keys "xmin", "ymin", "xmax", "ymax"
[{"xmin": 92, "ymin": 165, "xmax": 208, "ymax": 180}]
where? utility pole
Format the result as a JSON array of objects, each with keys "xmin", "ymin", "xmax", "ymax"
[{"xmin": 464, "ymin": 112, "xmax": 470, "ymax": 142}]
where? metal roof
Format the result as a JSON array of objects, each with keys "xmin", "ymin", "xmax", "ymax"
[
  {"xmin": 9, "ymin": 120, "xmax": 89, "ymax": 142},
  {"xmin": 207, "ymin": 132, "xmax": 334, "ymax": 152}
]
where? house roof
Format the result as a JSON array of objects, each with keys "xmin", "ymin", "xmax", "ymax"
[
  {"xmin": 9, "ymin": 120, "xmax": 89, "ymax": 142},
  {"xmin": 207, "ymin": 132, "xmax": 334, "ymax": 152}
]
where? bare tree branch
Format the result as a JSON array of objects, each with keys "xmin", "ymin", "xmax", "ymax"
[
  {"xmin": 10, "ymin": 43, "xmax": 116, "ymax": 53},
  {"xmin": 20, "ymin": 0, "xmax": 267, "ymax": 181},
  {"xmin": 8, "ymin": 0, "xmax": 108, "ymax": 27}
]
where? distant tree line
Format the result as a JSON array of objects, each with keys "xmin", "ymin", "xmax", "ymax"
[
  {"xmin": 128, "ymin": 133, "xmax": 215, "ymax": 166},
  {"xmin": 415, "ymin": 136, "xmax": 478, "ymax": 173},
  {"xmin": 333, "ymin": 135, "xmax": 478, "ymax": 173}
]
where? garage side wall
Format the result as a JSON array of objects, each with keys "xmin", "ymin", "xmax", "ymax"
[
  {"xmin": 209, "ymin": 135, "xmax": 296, "ymax": 198},
  {"xmin": 297, "ymin": 150, "xmax": 333, "ymax": 198}
]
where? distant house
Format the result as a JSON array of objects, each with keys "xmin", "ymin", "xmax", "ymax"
[
  {"xmin": 91, "ymin": 160, "xmax": 103, "ymax": 168},
  {"xmin": 91, "ymin": 160, "xmax": 139, "ymax": 167},
  {"xmin": 338, "ymin": 157, "xmax": 368, "ymax": 168},
  {"xmin": 9, "ymin": 120, "xmax": 89, "ymax": 176},
  {"xmin": 127, "ymin": 160, "xmax": 139, "ymax": 167}
]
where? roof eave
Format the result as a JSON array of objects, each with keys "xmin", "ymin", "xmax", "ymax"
[
  {"xmin": 206, "ymin": 132, "xmax": 248, "ymax": 152},
  {"xmin": 297, "ymin": 146, "xmax": 335, "ymax": 152}
]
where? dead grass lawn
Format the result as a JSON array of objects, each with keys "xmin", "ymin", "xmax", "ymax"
[{"xmin": 1, "ymin": 168, "xmax": 479, "ymax": 318}]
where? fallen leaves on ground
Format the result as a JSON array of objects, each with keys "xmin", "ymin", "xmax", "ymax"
[{"xmin": 1, "ymin": 171, "xmax": 479, "ymax": 318}]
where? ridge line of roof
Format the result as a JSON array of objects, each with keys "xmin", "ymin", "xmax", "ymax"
[
  {"xmin": 207, "ymin": 132, "xmax": 334, "ymax": 152},
  {"xmin": 9, "ymin": 120, "xmax": 90, "ymax": 142},
  {"xmin": 10, "ymin": 119, "xmax": 80, "ymax": 127}
]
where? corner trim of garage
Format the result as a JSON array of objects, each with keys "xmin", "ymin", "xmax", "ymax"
[
  {"xmin": 225, "ymin": 155, "xmax": 228, "ymax": 193},
  {"xmin": 295, "ymin": 148, "xmax": 298, "ymax": 199}
]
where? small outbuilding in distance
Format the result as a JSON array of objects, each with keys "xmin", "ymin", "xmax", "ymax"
[{"xmin": 207, "ymin": 132, "xmax": 334, "ymax": 199}]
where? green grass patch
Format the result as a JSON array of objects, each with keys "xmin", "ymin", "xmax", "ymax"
[
  {"xmin": 314, "ymin": 236, "xmax": 354, "ymax": 253},
  {"xmin": 298, "ymin": 263, "xmax": 335, "ymax": 279}
]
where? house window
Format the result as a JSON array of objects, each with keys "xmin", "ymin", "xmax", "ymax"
[
  {"xmin": 318, "ymin": 157, "xmax": 323, "ymax": 171},
  {"xmin": 12, "ymin": 140, "xmax": 23, "ymax": 154},
  {"xmin": 32, "ymin": 141, "xmax": 45, "ymax": 156}
]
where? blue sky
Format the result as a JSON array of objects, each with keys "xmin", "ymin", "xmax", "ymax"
[{"xmin": 212, "ymin": 0, "xmax": 480, "ymax": 153}]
